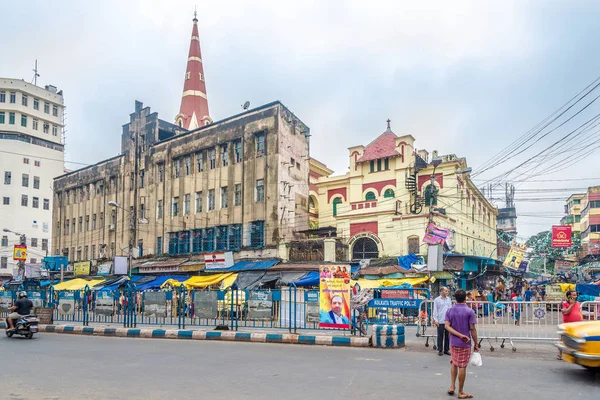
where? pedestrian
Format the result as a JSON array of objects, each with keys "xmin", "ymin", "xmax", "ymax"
[
  {"xmin": 433, "ymin": 286, "xmax": 453, "ymax": 356},
  {"xmin": 445, "ymin": 289, "xmax": 479, "ymax": 399},
  {"xmin": 558, "ymin": 290, "xmax": 583, "ymax": 360},
  {"xmin": 524, "ymin": 286, "xmax": 532, "ymax": 302}
]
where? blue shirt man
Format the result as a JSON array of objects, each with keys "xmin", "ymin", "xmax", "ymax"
[{"xmin": 320, "ymin": 295, "xmax": 349, "ymax": 325}]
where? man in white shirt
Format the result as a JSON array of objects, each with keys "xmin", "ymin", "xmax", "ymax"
[{"xmin": 433, "ymin": 287, "xmax": 452, "ymax": 356}]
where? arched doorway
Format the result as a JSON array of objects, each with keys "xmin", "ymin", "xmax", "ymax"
[{"xmin": 352, "ymin": 237, "xmax": 379, "ymax": 260}]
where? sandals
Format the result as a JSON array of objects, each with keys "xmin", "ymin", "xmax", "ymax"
[
  {"xmin": 448, "ymin": 390, "xmax": 455, "ymax": 395},
  {"xmin": 458, "ymin": 394, "xmax": 473, "ymax": 399}
]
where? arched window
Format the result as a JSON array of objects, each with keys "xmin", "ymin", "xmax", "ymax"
[
  {"xmin": 365, "ymin": 192, "xmax": 376, "ymax": 201},
  {"xmin": 332, "ymin": 197, "xmax": 342, "ymax": 216},
  {"xmin": 424, "ymin": 185, "xmax": 437, "ymax": 206},
  {"xmin": 308, "ymin": 196, "xmax": 316, "ymax": 210},
  {"xmin": 352, "ymin": 237, "xmax": 379, "ymax": 260},
  {"xmin": 384, "ymin": 189, "xmax": 395, "ymax": 198}
]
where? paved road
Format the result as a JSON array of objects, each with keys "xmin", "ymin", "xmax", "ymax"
[{"xmin": 1, "ymin": 334, "xmax": 598, "ymax": 400}]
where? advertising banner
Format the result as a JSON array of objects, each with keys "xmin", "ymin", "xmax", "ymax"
[
  {"xmin": 503, "ymin": 242, "xmax": 527, "ymax": 270},
  {"xmin": 114, "ymin": 256, "xmax": 128, "ymax": 275},
  {"xmin": 552, "ymin": 225, "xmax": 572, "ymax": 248},
  {"xmin": 192, "ymin": 291, "xmax": 219, "ymax": 319},
  {"xmin": 13, "ymin": 244, "xmax": 27, "ymax": 260},
  {"xmin": 58, "ymin": 292, "xmax": 75, "ymax": 316},
  {"xmin": 247, "ymin": 290, "xmax": 273, "ymax": 320},
  {"xmin": 319, "ymin": 265, "xmax": 351, "ymax": 329},
  {"xmin": 95, "ymin": 291, "xmax": 115, "ymax": 317},
  {"xmin": 97, "ymin": 263, "xmax": 112, "ymax": 276},
  {"xmin": 554, "ymin": 259, "xmax": 575, "ymax": 274},
  {"xmin": 0, "ymin": 291, "xmax": 13, "ymax": 310},
  {"xmin": 305, "ymin": 291, "xmax": 320, "ymax": 323},
  {"xmin": 143, "ymin": 291, "xmax": 167, "ymax": 318},
  {"xmin": 74, "ymin": 261, "xmax": 91, "ymax": 276},
  {"xmin": 204, "ymin": 252, "xmax": 234, "ymax": 269},
  {"xmin": 423, "ymin": 223, "xmax": 450, "ymax": 246}
]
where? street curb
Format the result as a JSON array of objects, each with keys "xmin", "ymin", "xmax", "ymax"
[{"xmin": 0, "ymin": 323, "xmax": 371, "ymax": 348}]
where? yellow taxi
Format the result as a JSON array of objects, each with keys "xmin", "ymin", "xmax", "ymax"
[{"xmin": 555, "ymin": 321, "xmax": 600, "ymax": 370}]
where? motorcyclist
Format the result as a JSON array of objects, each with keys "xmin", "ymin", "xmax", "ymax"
[{"xmin": 7, "ymin": 291, "xmax": 33, "ymax": 331}]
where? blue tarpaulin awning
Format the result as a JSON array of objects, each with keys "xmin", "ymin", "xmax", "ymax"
[
  {"xmin": 210, "ymin": 260, "xmax": 279, "ymax": 272},
  {"xmin": 135, "ymin": 276, "xmax": 188, "ymax": 291},
  {"xmin": 293, "ymin": 271, "xmax": 319, "ymax": 287}
]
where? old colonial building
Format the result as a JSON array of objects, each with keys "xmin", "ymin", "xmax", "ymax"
[
  {"xmin": 312, "ymin": 121, "xmax": 498, "ymax": 261},
  {"xmin": 52, "ymin": 100, "xmax": 310, "ymax": 264},
  {"xmin": 51, "ymin": 15, "xmax": 310, "ymax": 266}
]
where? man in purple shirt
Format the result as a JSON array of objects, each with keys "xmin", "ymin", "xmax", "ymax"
[{"xmin": 445, "ymin": 290, "xmax": 479, "ymax": 399}]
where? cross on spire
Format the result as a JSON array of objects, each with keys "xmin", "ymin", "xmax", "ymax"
[{"xmin": 386, "ymin": 119, "xmax": 391, "ymax": 131}]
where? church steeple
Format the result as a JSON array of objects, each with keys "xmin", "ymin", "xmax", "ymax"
[{"xmin": 175, "ymin": 11, "xmax": 211, "ymax": 130}]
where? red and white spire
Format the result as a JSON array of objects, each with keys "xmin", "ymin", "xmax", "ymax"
[{"xmin": 175, "ymin": 11, "xmax": 211, "ymax": 130}]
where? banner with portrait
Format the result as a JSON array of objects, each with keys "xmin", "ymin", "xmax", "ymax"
[
  {"xmin": 319, "ymin": 265, "xmax": 351, "ymax": 329},
  {"xmin": 503, "ymin": 242, "xmax": 527, "ymax": 270}
]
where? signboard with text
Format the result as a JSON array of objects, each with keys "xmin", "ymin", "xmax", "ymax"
[
  {"xmin": 204, "ymin": 252, "xmax": 234, "ymax": 269},
  {"xmin": 74, "ymin": 261, "xmax": 91, "ymax": 276},
  {"xmin": 319, "ymin": 265, "xmax": 351, "ymax": 329},
  {"xmin": 369, "ymin": 298, "xmax": 422, "ymax": 309},
  {"xmin": 552, "ymin": 225, "xmax": 572, "ymax": 248}
]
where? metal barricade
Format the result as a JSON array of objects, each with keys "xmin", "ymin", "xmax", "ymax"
[
  {"xmin": 418, "ymin": 300, "xmax": 569, "ymax": 352},
  {"xmin": 581, "ymin": 301, "xmax": 600, "ymax": 321}
]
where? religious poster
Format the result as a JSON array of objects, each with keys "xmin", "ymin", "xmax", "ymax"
[
  {"xmin": 503, "ymin": 242, "xmax": 527, "ymax": 270},
  {"xmin": 319, "ymin": 265, "xmax": 351, "ymax": 329}
]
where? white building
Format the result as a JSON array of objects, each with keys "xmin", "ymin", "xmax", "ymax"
[{"xmin": 0, "ymin": 78, "xmax": 65, "ymax": 277}]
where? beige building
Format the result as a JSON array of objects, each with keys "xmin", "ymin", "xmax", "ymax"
[
  {"xmin": 52, "ymin": 101, "xmax": 310, "ymax": 264},
  {"xmin": 311, "ymin": 121, "xmax": 497, "ymax": 261},
  {"xmin": 561, "ymin": 193, "xmax": 585, "ymax": 233}
]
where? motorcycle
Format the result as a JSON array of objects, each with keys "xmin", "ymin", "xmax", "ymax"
[{"xmin": 5, "ymin": 315, "xmax": 39, "ymax": 339}]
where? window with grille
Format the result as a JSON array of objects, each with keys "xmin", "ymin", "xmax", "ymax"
[
  {"xmin": 174, "ymin": 159, "xmax": 181, "ymax": 178},
  {"xmin": 1, "ymin": 236, "xmax": 8, "ymax": 247},
  {"xmin": 352, "ymin": 237, "xmax": 379, "ymax": 260},
  {"xmin": 31, "ymin": 238, "xmax": 38, "ymax": 247},
  {"xmin": 156, "ymin": 237, "xmax": 163, "ymax": 255},
  {"xmin": 42, "ymin": 239, "xmax": 48, "ymax": 251},
  {"xmin": 157, "ymin": 200, "xmax": 163, "ymax": 219},
  {"xmin": 192, "ymin": 229, "xmax": 202, "ymax": 253},
  {"xmin": 250, "ymin": 221, "xmax": 265, "ymax": 248},
  {"xmin": 365, "ymin": 192, "xmax": 376, "ymax": 201},
  {"xmin": 178, "ymin": 231, "xmax": 190, "ymax": 254},
  {"xmin": 228, "ymin": 224, "xmax": 242, "ymax": 250},
  {"xmin": 22, "ymin": 173, "xmax": 29, "ymax": 187},
  {"xmin": 203, "ymin": 228, "xmax": 215, "ymax": 252},
  {"xmin": 216, "ymin": 226, "xmax": 228, "ymax": 251},
  {"xmin": 172, "ymin": 197, "xmax": 179, "ymax": 216},
  {"xmin": 168, "ymin": 232, "xmax": 178, "ymax": 255}
]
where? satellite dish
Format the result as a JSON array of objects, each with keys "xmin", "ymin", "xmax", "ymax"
[{"xmin": 243, "ymin": 101, "xmax": 250, "ymax": 110}]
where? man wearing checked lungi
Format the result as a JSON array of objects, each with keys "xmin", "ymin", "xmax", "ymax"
[{"xmin": 444, "ymin": 290, "xmax": 479, "ymax": 399}]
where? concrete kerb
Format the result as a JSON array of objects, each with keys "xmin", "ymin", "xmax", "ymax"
[{"xmin": 0, "ymin": 322, "xmax": 371, "ymax": 348}]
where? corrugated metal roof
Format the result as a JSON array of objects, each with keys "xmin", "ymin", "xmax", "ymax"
[
  {"xmin": 227, "ymin": 260, "xmax": 279, "ymax": 272},
  {"xmin": 140, "ymin": 260, "xmax": 187, "ymax": 268}
]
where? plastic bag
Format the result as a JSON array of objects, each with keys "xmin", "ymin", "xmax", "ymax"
[{"xmin": 469, "ymin": 351, "xmax": 482, "ymax": 367}]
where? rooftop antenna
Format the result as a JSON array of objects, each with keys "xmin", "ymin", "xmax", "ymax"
[
  {"xmin": 242, "ymin": 101, "xmax": 250, "ymax": 110},
  {"xmin": 32, "ymin": 59, "xmax": 40, "ymax": 85}
]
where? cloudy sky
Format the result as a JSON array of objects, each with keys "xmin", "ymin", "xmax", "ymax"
[{"xmin": 3, "ymin": 0, "xmax": 600, "ymax": 238}]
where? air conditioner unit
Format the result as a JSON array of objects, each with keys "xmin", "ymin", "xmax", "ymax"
[{"xmin": 109, "ymin": 224, "xmax": 115, "ymax": 231}]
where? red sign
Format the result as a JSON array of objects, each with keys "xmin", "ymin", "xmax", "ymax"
[
  {"xmin": 381, "ymin": 290, "xmax": 409, "ymax": 299},
  {"xmin": 552, "ymin": 225, "xmax": 572, "ymax": 248}
]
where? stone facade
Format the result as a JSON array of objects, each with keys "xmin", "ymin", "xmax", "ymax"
[{"xmin": 52, "ymin": 101, "xmax": 310, "ymax": 264}]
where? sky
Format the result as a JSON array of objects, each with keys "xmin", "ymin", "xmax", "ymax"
[{"xmin": 3, "ymin": 0, "xmax": 600, "ymax": 239}]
